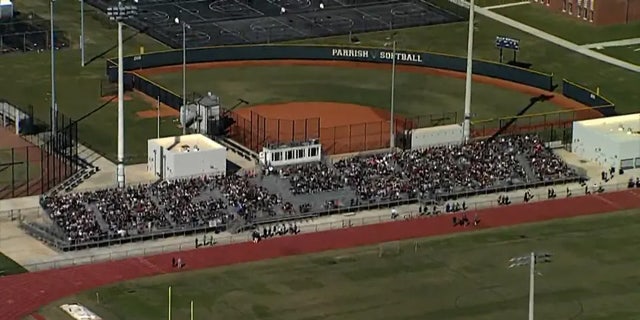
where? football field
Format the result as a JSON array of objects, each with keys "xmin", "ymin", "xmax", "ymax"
[{"xmin": 37, "ymin": 209, "xmax": 640, "ymax": 320}]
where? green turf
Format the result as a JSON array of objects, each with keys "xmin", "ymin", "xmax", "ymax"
[
  {"xmin": 289, "ymin": 17, "xmax": 640, "ymax": 115},
  {"xmin": 0, "ymin": 150, "xmax": 40, "ymax": 185},
  {"xmin": 146, "ymin": 65, "xmax": 561, "ymax": 119},
  {"xmin": 1, "ymin": 1, "xmax": 639, "ymax": 164},
  {"xmin": 598, "ymin": 45, "xmax": 640, "ymax": 66},
  {"xmin": 0, "ymin": 252, "xmax": 27, "ymax": 276},
  {"xmin": 493, "ymin": 4, "xmax": 640, "ymax": 45},
  {"xmin": 0, "ymin": 0, "xmax": 171, "ymax": 163},
  {"xmin": 36, "ymin": 209, "xmax": 640, "ymax": 320}
]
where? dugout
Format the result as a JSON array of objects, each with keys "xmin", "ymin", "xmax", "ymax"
[
  {"xmin": 572, "ymin": 113, "xmax": 640, "ymax": 169},
  {"xmin": 147, "ymin": 134, "xmax": 226, "ymax": 179}
]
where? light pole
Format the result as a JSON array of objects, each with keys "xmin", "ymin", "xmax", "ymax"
[
  {"xmin": 462, "ymin": 0, "xmax": 476, "ymax": 142},
  {"xmin": 508, "ymin": 252, "xmax": 552, "ymax": 320},
  {"xmin": 50, "ymin": 0, "xmax": 57, "ymax": 138},
  {"xmin": 384, "ymin": 39, "xmax": 397, "ymax": 150},
  {"xmin": 174, "ymin": 17, "xmax": 190, "ymax": 135},
  {"xmin": 80, "ymin": 0, "xmax": 85, "ymax": 66},
  {"xmin": 107, "ymin": 1, "xmax": 138, "ymax": 189}
]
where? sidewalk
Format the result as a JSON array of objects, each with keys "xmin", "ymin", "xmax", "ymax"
[{"xmin": 456, "ymin": 0, "xmax": 640, "ymax": 72}]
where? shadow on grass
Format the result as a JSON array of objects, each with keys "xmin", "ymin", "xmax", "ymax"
[
  {"xmin": 0, "ymin": 253, "xmax": 28, "ymax": 276},
  {"xmin": 84, "ymin": 29, "xmax": 146, "ymax": 66},
  {"xmin": 489, "ymin": 91, "xmax": 556, "ymax": 140}
]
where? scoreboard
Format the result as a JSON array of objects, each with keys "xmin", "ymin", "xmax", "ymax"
[{"xmin": 495, "ymin": 36, "xmax": 520, "ymax": 51}]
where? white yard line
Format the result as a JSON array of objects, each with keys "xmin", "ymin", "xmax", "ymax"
[
  {"xmin": 581, "ymin": 38, "xmax": 640, "ymax": 49},
  {"xmin": 484, "ymin": 1, "xmax": 530, "ymax": 10}
]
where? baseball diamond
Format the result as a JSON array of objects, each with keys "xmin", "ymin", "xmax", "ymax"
[{"xmin": 106, "ymin": 44, "xmax": 613, "ymax": 155}]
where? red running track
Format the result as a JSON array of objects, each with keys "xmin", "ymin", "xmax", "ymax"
[{"xmin": 2, "ymin": 189, "xmax": 640, "ymax": 319}]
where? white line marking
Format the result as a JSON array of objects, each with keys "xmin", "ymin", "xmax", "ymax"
[
  {"xmin": 334, "ymin": 0, "xmax": 390, "ymax": 28},
  {"xmin": 594, "ymin": 194, "xmax": 623, "ymax": 209},
  {"xmin": 484, "ymin": 1, "xmax": 530, "ymax": 10},
  {"xmin": 269, "ymin": 16, "xmax": 307, "ymax": 36},
  {"xmin": 581, "ymin": 38, "xmax": 640, "ymax": 49}
]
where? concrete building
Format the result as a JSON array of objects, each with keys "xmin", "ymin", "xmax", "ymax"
[
  {"xmin": 530, "ymin": 0, "xmax": 640, "ymax": 25},
  {"xmin": 572, "ymin": 113, "xmax": 640, "ymax": 169},
  {"xmin": 147, "ymin": 134, "xmax": 226, "ymax": 179},
  {"xmin": 0, "ymin": 0, "xmax": 13, "ymax": 20}
]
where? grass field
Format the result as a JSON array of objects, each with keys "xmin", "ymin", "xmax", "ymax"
[
  {"xmin": 493, "ymin": 4, "xmax": 640, "ymax": 45},
  {"xmin": 146, "ymin": 65, "xmax": 561, "ymax": 119},
  {"xmin": 37, "ymin": 209, "xmax": 640, "ymax": 320},
  {"xmin": 1, "ymin": 1, "xmax": 638, "ymax": 163},
  {"xmin": 599, "ymin": 45, "xmax": 640, "ymax": 66},
  {"xmin": 0, "ymin": 150, "xmax": 40, "ymax": 186},
  {"xmin": 0, "ymin": 253, "xmax": 27, "ymax": 276}
]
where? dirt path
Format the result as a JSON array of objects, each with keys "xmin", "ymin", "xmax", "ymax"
[{"xmin": 234, "ymin": 102, "xmax": 406, "ymax": 154}]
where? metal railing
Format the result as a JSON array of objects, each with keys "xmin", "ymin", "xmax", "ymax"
[
  {"xmin": 14, "ymin": 179, "xmax": 636, "ymax": 250},
  {"xmin": 12, "ymin": 180, "xmax": 636, "ymax": 271}
]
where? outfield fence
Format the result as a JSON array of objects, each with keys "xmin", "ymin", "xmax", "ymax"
[
  {"xmin": 471, "ymin": 106, "xmax": 609, "ymax": 141},
  {"xmin": 8, "ymin": 180, "xmax": 634, "ymax": 272}
]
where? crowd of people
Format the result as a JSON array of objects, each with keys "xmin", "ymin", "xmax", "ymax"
[
  {"xmin": 40, "ymin": 174, "xmax": 282, "ymax": 244},
  {"xmin": 39, "ymin": 134, "xmax": 580, "ymax": 245},
  {"xmin": 327, "ymin": 134, "xmax": 576, "ymax": 201}
]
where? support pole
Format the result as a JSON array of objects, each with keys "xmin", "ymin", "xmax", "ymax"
[
  {"xmin": 389, "ymin": 40, "xmax": 396, "ymax": 149},
  {"xmin": 462, "ymin": 0, "xmax": 475, "ymax": 142},
  {"xmin": 50, "ymin": 0, "xmax": 57, "ymax": 137},
  {"xmin": 157, "ymin": 96, "xmax": 161, "ymax": 139},
  {"xmin": 116, "ymin": 21, "xmax": 125, "ymax": 188},
  {"xmin": 168, "ymin": 286, "xmax": 172, "ymax": 320},
  {"xmin": 529, "ymin": 251, "xmax": 535, "ymax": 320},
  {"xmin": 80, "ymin": 0, "xmax": 85, "ymax": 66},
  {"xmin": 182, "ymin": 22, "xmax": 187, "ymax": 135}
]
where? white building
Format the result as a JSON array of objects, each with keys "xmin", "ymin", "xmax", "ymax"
[
  {"xmin": 258, "ymin": 140, "xmax": 322, "ymax": 167},
  {"xmin": 0, "ymin": 0, "xmax": 13, "ymax": 20},
  {"xmin": 572, "ymin": 113, "xmax": 640, "ymax": 170},
  {"xmin": 147, "ymin": 134, "xmax": 226, "ymax": 179},
  {"xmin": 409, "ymin": 124, "xmax": 464, "ymax": 150}
]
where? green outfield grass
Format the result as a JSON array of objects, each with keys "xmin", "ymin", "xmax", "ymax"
[
  {"xmin": 492, "ymin": 4, "xmax": 640, "ymax": 45},
  {"xmin": 1, "ymin": 1, "xmax": 638, "ymax": 163},
  {"xmin": 598, "ymin": 45, "xmax": 640, "ymax": 66},
  {"xmin": 35, "ymin": 209, "xmax": 640, "ymax": 320},
  {"xmin": 145, "ymin": 65, "xmax": 561, "ymax": 119}
]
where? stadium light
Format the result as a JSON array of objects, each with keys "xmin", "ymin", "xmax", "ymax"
[
  {"xmin": 508, "ymin": 252, "xmax": 553, "ymax": 320},
  {"xmin": 80, "ymin": 0, "xmax": 85, "ymax": 66},
  {"xmin": 107, "ymin": 1, "xmax": 138, "ymax": 189},
  {"xmin": 174, "ymin": 17, "xmax": 191, "ymax": 135},
  {"xmin": 50, "ymin": 0, "xmax": 57, "ymax": 139},
  {"xmin": 462, "ymin": 0, "xmax": 475, "ymax": 142},
  {"xmin": 384, "ymin": 39, "xmax": 397, "ymax": 150}
]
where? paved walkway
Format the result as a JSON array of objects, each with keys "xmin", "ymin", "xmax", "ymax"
[
  {"xmin": 483, "ymin": 1, "xmax": 529, "ymax": 10},
  {"xmin": 461, "ymin": 0, "xmax": 640, "ymax": 71},
  {"xmin": 581, "ymin": 38, "xmax": 640, "ymax": 49}
]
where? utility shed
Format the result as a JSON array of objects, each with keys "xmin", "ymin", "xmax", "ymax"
[
  {"xmin": 572, "ymin": 113, "xmax": 640, "ymax": 169},
  {"xmin": 147, "ymin": 134, "xmax": 227, "ymax": 179}
]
